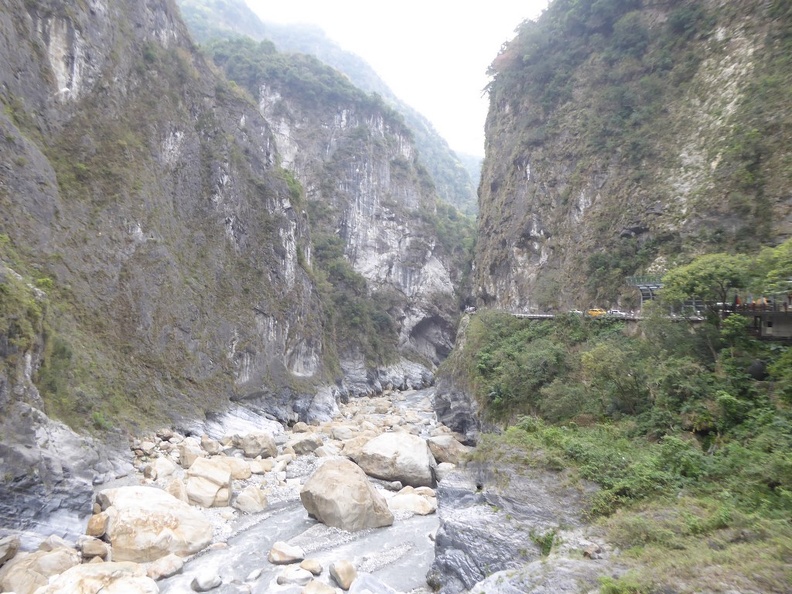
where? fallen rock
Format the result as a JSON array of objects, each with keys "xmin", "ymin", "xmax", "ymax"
[
  {"xmin": 427, "ymin": 434, "xmax": 472, "ymax": 465},
  {"xmin": 186, "ymin": 457, "xmax": 233, "ymax": 507},
  {"xmin": 287, "ymin": 434, "xmax": 324, "ymax": 455},
  {"xmin": 77, "ymin": 535, "xmax": 109, "ymax": 560},
  {"xmin": 165, "ymin": 478, "xmax": 189, "ymax": 503},
  {"xmin": 236, "ymin": 432, "xmax": 277, "ymax": 459},
  {"xmin": 268, "ymin": 541, "xmax": 305, "ymax": 565},
  {"xmin": 277, "ymin": 565, "xmax": 313, "ymax": 586},
  {"xmin": 248, "ymin": 458, "xmax": 274, "ymax": 474},
  {"xmin": 208, "ymin": 455, "xmax": 252, "ymax": 480},
  {"xmin": 300, "ymin": 458, "xmax": 393, "ymax": 531},
  {"xmin": 0, "ymin": 546, "xmax": 80, "ymax": 594},
  {"xmin": 329, "ymin": 559, "xmax": 357, "ymax": 590},
  {"xmin": 32, "ymin": 561, "xmax": 159, "ymax": 594},
  {"xmin": 300, "ymin": 558, "xmax": 323, "ymax": 576},
  {"xmin": 353, "ymin": 433, "xmax": 436, "ymax": 487},
  {"xmin": 86, "ymin": 512, "xmax": 109, "ymax": 538},
  {"xmin": 98, "ymin": 485, "xmax": 213, "ymax": 562},
  {"xmin": 177, "ymin": 439, "xmax": 205, "ymax": 469},
  {"xmin": 232, "ymin": 485, "xmax": 268, "ymax": 514},
  {"xmin": 0, "ymin": 535, "xmax": 20, "ymax": 567},
  {"xmin": 387, "ymin": 488, "xmax": 437, "ymax": 516},
  {"xmin": 153, "ymin": 455, "xmax": 178, "ymax": 479},
  {"xmin": 191, "ymin": 569, "xmax": 222, "ymax": 591},
  {"xmin": 435, "ymin": 462, "xmax": 456, "ymax": 482},
  {"xmin": 201, "ymin": 435, "xmax": 223, "ymax": 455},
  {"xmin": 146, "ymin": 552, "xmax": 184, "ymax": 580},
  {"xmin": 303, "ymin": 579, "xmax": 339, "ymax": 594}
]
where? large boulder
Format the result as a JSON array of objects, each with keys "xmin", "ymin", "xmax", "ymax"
[
  {"xmin": 33, "ymin": 561, "xmax": 159, "ymax": 594},
  {"xmin": 207, "ymin": 455, "xmax": 251, "ymax": 480},
  {"xmin": 97, "ymin": 485, "xmax": 213, "ymax": 562},
  {"xmin": 235, "ymin": 432, "xmax": 277, "ymax": 459},
  {"xmin": 300, "ymin": 458, "xmax": 393, "ymax": 531},
  {"xmin": 427, "ymin": 435, "xmax": 472, "ymax": 465},
  {"xmin": 353, "ymin": 433, "xmax": 436, "ymax": 487},
  {"xmin": 0, "ymin": 546, "xmax": 80, "ymax": 594},
  {"xmin": 185, "ymin": 457, "xmax": 233, "ymax": 507}
]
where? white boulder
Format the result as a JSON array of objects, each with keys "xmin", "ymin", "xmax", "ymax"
[
  {"xmin": 300, "ymin": 458, "xmax": 393, "ymax": 531},
  {"xmin": 98, "ymin": 486, "xmax": 213, "ymax": 562}
]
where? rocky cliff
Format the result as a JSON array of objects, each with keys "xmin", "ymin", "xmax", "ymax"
[
  {"xmin": 0, "ymin": 0, "xmax": 328, "ymax": 429},
  {"xmin": 177, "ymin": 0, "xmax": 479, "ymax": 214},
  {"xmin": 476, "ymin": 0, "xmax": 792, "ymax": 312}
]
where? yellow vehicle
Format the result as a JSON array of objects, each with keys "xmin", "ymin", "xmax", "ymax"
[{"xmin": 586, "ymin": 308, "xmax": 607, "ymax": 317}]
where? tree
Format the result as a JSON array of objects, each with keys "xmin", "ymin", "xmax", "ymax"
[{"xmin": 661, "ymin": 253, "xmax": 753, "ymax": 319}]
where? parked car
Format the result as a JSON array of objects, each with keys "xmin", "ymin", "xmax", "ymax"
[
  {"xmin": 586, "ymin": 308, "xmax": 607, "ymax": 317},
  {"xmin": 607, "ymin": 309, "xmax": 627, "ymax": 317}
]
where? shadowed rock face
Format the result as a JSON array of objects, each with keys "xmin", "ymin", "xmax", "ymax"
[
  {"xmin": 0, "ymin": 402, "xmax": 124, "ymax": 548},
  {"xmin": 428, "ymin": 463, "xmax": 600, "ymax": 593}
]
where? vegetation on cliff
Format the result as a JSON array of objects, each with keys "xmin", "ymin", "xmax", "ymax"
[
  {"xmin": 177, "ymin": 0, "xmax": 478, "ymax": 213},
  {"xmin": 454, "ymin": 243, "xmax": 792, "ymax": 591},
  {"xmin": 477, "ymin": 0, "xmax": 792, "ymax": 309}
]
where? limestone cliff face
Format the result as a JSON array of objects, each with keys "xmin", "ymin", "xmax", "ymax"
[
  {"xmin": 0, "ymin": 0, "xmax": 325, "ymax": 429},
  {"xmin": 258, "ymin": 84, "xmax": 458, "ymax": 369},
  {"xmin": 476, "ymin": 0, "xmax": 792, "ymax": 312}
]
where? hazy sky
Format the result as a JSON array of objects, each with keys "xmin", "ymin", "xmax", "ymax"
[{"xmin": 245, "ymin": 1, "xmax": 550, "ymax": 156}]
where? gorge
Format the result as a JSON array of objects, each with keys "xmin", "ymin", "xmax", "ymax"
[{"xmin": 1, "ymin": 1, "xmax": 791, "ymax": 593}]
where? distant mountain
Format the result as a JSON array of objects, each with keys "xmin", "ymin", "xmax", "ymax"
[{"xmin": 177, "ymin": 0, "xmax": 478, "ymax": 213}]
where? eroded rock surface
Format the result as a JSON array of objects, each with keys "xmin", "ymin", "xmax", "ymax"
[{"xmin": 300, "ymin": 458, "xmax": 394, "ymax": 531}]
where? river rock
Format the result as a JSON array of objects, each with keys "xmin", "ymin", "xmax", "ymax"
[
  {"xmin": 300, "ymin": 558, "xmax": 323, "ymax": 575},
  {"xmin": 165, "ymin": 478, "xmax": 189, "ymax": 503},
  {"xmin": 86, "ymin": 511, "xmax": 109, "ymax": 538},
  {"xmin": 146, "ymin": 552, "xmax": 184, "ymax": 580},
  {"xmin": 191, "ymin": 569, "xmax": 222, "ymax": 591},
  {"xmin": 329, "ymin": 559, "xmax": 356, "ymax": 590},
  {"xmin": 153, "ymin": 455, "xmax": 178, "ymax": 479},
  {"xmin": 387, "ymin": 487, "xmax": 437, "ymax": 516},
  {"xmin": 98, "ymin": 485, "xmax": 213, "ymax": 562},
  {"xmin": 436, "ymin": 462, "xmax": 456, "ymax": 482},
  {"xmin": 77, "ymin": 535, "xmax": 109, "ymax": 560},
  {"xmin": 287, "ymin": 434, "xmax": 324, "ymax": 455},
  {"xmin": 303, "ymin": 580, "xmax": 340, "ymax": 593},
  {"xmin": 427, "ymin": 434, "xmax": 471, "ymax": 465},
  {"xmin": 249, "ymin": 458, "xmax": 274, "ymax": 474},
  {"xmin": 353, "ymin": 433, "xmax": 436, "ymax": 487},
  {"xmin": 233, "ymin": 485, "xmax": 268, "ymax": 513},
  {"xmin": 201, "ymin": 435, "xmax": 223, "ymax": 455},
  {"xmin": 347, "ymin": 572, "xmax": 398, "ymax": 593},
  {"xmin": 314, "ymin": 442, "xmax": 342, "ymax": 457},
  {"xmin": 268, "ymin": 541, "xmax": 305, "ymax": 564},
  {"xmin": 186, "ymin": 457, "xmax": 233, "ymax": 507},
  {"xmin": 235, "ymin": 432, "xmax": 277, "ymax": 459},
  {"xmin": 0, "ymin": 535, "xmax": 20, "ymax": 567},
  {"xmin": 32, "ymin": 561, "xmax": 159, "ymax": 594},
  {"xmin": 208, "ymin": 455, "xmax": 252, "ymax": 480},
  {"xmin": 339, "ymin": 432, "xmax": 378, "ymax": 460},
  {"xmin": 331, "ymin": 425, "xmax": 357, "ymax": 441},
  {"xmin": 277, "ymin": 565, "xmax": 313, "ymax": 585},
  {"xmin": 178, "ymin": 438, "xmax": 206, "ymax": 469},
  {"xmin": 300, "ymin": 458, "xmax": 393, "ymax": 531},
  {"xmin": 0, "ymin": 546, "xmax": 80, "ymax": 594}
]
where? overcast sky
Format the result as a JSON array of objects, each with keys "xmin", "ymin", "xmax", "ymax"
[{"xmin": 245, "ymin": 1, "xmax": 550, "ymax": 157}]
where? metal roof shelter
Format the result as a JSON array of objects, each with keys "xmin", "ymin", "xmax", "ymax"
[{"xmin": 627, "ymin": 276, "xmax": 663, "ymax": 310}]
